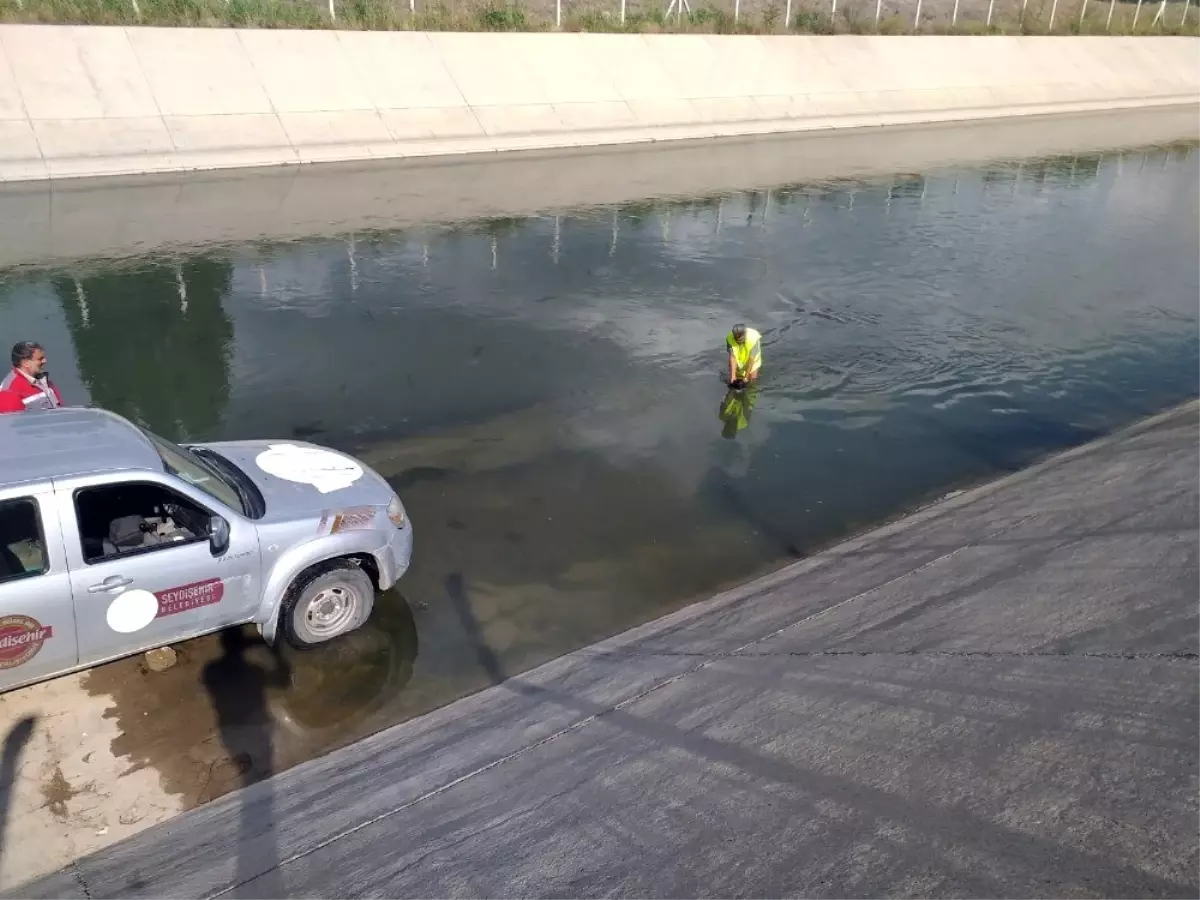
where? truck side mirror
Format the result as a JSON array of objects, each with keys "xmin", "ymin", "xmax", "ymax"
[{"xmin": 209, "ymin": 516, "xmax": 230, "ymax": 557}]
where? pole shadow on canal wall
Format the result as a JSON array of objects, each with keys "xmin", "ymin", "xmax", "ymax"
[
  {"xmin": 445, "ymin": 573, "xmax": 505, "ymax": 686},
  {"xmin": 440, "ymin": 573, "xmax": 1194, "ymax": 896},
  {"xmin": 0, "ymin": 717, "xmax": 35, "ymax": 877},
  {"xmin": 202, "ymin": 629, "xmax": 290, "ymax": 899}
]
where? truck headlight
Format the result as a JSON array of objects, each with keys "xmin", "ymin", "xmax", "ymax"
[{"xmin": 387, "ymin": 494, "xmax": 407, "ymax": 528}]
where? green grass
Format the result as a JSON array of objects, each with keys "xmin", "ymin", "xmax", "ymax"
[
  {"xmin": 0, "ymin": 0, "xmax": 1195, "ymax": 33},
  {"xmin": 0, "ymin": 0, "xmax": 328, "ymax": 27}
]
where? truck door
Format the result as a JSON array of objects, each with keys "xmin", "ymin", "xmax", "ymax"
[
  {"xmin": 59, "ymin": 473, "xmax": 261, "ymax": 668},
  {"xmin": 0, "ymin": 486, "xmax": 79, "ymax": 693}
]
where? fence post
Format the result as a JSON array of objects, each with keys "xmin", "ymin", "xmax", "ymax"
[
  {"xmin": 620, "ymin": 0, "xmax": 626, "ymax": 24},
  {"xmin": 665, "ymin": 0, "xmax": 690, "ymax": 19},
  {"xmin": 1106, "ymin": 0, "xmax": 1115, "ymax": 28},
  {"xmin": 914, "ymin": 0, "xmax": 922, "ymax": 29},
  {"xmin": 130, "ymin": 0, "xmax": 140, "ymax": 17},
  {"xmin": 1132, "ymin": 0, "xmax": 1143, "ymax": 28},
  {"xmin": 786, "ymin": 0, "xmax": 793, "ymax": 28},
  {"xmin": 410, "ymin": 0, "xmax": 415, "ymax": 12},
  {"xmin": 952, "ymin": 0, "xmax": 960, "ymax": 25},
  {"xmin": 1079, "ymin": 0, "xmax": 1088, "ymax": 27},
  {"xmin": 556, "ymin": 0, "xmax": 561, "ymax": 28},
  {"xmin": 875, "ymin": 0, "xmax": 882, "ymax": 24},
  {"xmin": 986, "ymin": 0, "xmax": 994, "ymax": 24},
  {"xmin": 1048, "ymin": 0, "xmax": 1058, "ymax": 28},
  {"xmin": 1181, "ymin": 0, "xmax": 1190, "ymax": 26},
  {"xmin": 831, "ymin": 0, "xmax": 838, "ymax": 23},
  {"xmin": 328, "ymin": 0, "xmax": 335, "ymax": 20},
  {"xmin": 734, "ymin": 0, "xmax": 740, "ymax": 24}
]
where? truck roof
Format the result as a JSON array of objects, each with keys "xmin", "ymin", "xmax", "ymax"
[{"xmin": 0, "ymin": 407, "xmax": 164, "ymax": 487}]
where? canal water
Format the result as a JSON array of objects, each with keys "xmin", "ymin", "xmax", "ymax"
[{"xmin": 0, "ymin": 136, "xmax": 1197, "ymax": 809}]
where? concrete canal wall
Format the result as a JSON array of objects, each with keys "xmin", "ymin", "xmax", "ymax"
[{"xmin": 0, "ymin": 26, "xmax": 1197, "ymax": 182}]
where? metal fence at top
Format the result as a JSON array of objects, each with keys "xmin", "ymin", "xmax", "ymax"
[
  {"xmin": 325, "ymin": 0, "xmax": 1194, "ymax": 32},
  {"xmin": 3, "ymin": 0, "xmax": 1193, "ymax": 33}
]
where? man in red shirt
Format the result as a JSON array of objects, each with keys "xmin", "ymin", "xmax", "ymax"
[
  {"xmin": 0, "ymin": 341, "xmax": 64, "ymax": 412},
  {"xmin": 0, "ymin": 390, "xmax": 22, "ymax": 415}
]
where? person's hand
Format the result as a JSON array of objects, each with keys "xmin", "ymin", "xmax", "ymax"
[{"xmin": 729, "ymin": 378, "xmax": 746, "ymax": 390}]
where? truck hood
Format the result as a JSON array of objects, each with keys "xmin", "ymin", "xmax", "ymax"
[{"xmin": 196, "ymin": 439, "xmax": 397, "ymax": 518}]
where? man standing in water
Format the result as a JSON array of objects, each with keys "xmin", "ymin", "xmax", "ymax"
[{"xmin": 726, "ymin": 323, "xmax": 762, "ymax": 389}]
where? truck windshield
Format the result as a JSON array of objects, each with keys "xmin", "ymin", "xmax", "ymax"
[{"xmin": 140, "ymin": 429, "xmax": 247, "ymax": 516}]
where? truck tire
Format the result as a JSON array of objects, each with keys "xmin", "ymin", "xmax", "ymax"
[{"xmin": 280, "ymin": 561, "xmax": 375, "ymax": 650}]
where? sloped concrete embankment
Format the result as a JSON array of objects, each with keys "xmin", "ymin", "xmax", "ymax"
[{"xmin": 0, "ymin": 28, "xmax": 1197, "ymax": 182}]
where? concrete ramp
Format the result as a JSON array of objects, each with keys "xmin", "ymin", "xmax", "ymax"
[{"xmin": 0, "ymin": 28, "xmax": 1196, "ymax": 181}]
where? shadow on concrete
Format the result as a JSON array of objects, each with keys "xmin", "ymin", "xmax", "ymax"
[
  {"xmin": 436, "ymin": 567, "xmax": 1196, "ymax": 898},
  {"xmin": 202, "ymin": 630, "xmax": 290, "ymax": 899},
  {"xmin": 446, "ymin": 572, "xmax": 504, "ymax": 686},
  {"xmin": 0, "ymin": 717, "xmax": 35, "ymax": 875}
]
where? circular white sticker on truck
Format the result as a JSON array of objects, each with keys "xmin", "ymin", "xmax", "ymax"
[
  {"xmin": 106, "ymin": 590, "xmax": 158, "ymax": 634},
  {"xmin": 254, "ymin": 443, "xmax": 364, "ymax": 494}
]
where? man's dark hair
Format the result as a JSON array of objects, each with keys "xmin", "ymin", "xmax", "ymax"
[{"xmin": 11, "ymin": 341, "xmax": 43, "ymax": 369}]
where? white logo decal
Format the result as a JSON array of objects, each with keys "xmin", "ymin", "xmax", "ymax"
[
  {"xmin": 254, "ymin": 444, "xmax": 364, "ymax": 494},
  {"xmin": 106, "ymin": 590, "xmax": 158, "ymax": 634}
]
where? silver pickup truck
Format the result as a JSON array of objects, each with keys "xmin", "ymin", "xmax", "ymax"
[{"xmin": 0, "ymin": 406, "xmax": 413, "ymax": 694}]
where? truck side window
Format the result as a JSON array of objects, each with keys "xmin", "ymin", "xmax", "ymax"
[
  {"xmin": 0, "ymin": 498, "xmax": 47, "ymax": 583},
  {"xmin": 75, "ymin": 482, "xmax": 209, "ymax": 564}
]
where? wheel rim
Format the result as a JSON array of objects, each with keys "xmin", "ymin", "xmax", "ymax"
[{"xmin": 302, "ymin": 583, "xmax": 360, "ymax": 640}]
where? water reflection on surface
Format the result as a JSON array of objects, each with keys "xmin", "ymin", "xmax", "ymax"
[{"xmin": 1, "ymin": 141, "xmax": 1196, "ymax": 808}]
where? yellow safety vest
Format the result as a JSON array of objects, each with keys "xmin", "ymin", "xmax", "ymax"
[{"xmin": 726, "ymin": 328, "xmax": 762, "ymax": 376}]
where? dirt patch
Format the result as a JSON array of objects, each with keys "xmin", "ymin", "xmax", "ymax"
[{"xmin": 39, "ymin": 766, "xmax": 82, "ymax": 820}]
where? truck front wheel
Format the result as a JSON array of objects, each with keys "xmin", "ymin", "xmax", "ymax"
[{"xmin": 280, "ymin": 561, "xmax": 375, "ymax": 650}]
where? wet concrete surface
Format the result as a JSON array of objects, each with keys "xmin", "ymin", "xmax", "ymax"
[{"xmin": 16, "ymin": 401, "xmax": 1198, "ymax": 898}]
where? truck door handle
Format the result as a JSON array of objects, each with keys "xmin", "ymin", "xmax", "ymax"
[{"xmin": 88, "ymin": 576, "xmax": 133, "ymax": 593}]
